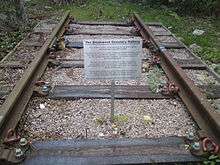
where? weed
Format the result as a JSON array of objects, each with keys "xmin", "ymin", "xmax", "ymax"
[
  {"xmin": 113, "ymin": 114, "xmax": 129, "ymax": 123},
  {"xmin": 204, "ymin": 155, "xmax": 220, "ymax": 165},
  {"xmin": 147, "ymin": 67, "xmax": 166, "ymax": 93}
]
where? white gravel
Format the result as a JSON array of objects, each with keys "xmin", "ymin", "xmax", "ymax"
[
  {"xmin": 42, "ymin": 67, "xmax": 167, "ymax": 86},
  {"xmin": 43, "ymin": 68, "xmax": 110, "ymax": 85},
  {"xmin": 20, "ymin": 98, "xmax": 197, "ymax": 140},
  {"xmin": 55, "ymin": 48, "xmax": 83, "ymax": 60},
  {"xmin": 185, "ymin": 69, "xmax": 219, "ymax": 86}
]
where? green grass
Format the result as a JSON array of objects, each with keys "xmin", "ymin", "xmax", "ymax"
[{"xmin": 1, "ymin": 0, "xmax": 220, "ymax": 63}]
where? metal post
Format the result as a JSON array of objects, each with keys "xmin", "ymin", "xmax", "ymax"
[{"xmin": 110, "ymin": 80, "xmax": 115, "ymax": 122}]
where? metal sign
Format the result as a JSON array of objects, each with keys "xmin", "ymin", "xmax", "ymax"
[{"xmin": 84, "ymin": 39, "xmax": 142, "ymax": 80}]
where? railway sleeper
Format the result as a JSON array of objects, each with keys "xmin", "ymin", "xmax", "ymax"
[{"xmin": 48, "ymin": 85, "xmax": 171, "ymax": 99}]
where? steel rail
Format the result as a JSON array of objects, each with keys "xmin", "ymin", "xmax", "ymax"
[
  {"xmin": 0, "ymin": 11, "xmax": 70, "ymax": 139},
  {"xmin": 132, "ymin": 13, "xmax": 220, "ymax": 143}
]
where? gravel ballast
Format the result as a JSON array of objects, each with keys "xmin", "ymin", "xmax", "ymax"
[
  {"xmin": 20, "ymin": 98, "xmax": 197, "ymax": 141},
  {"xmin": 18, "ymin": 25, "xmax": 200, "ymax": 142},
  {"xmin": 42, "ymin": 66, "xmax": 167, "ymax": 86},
  {"xmin": 55, "ymin": 48, "xmax": 84, "ymax": 60}
]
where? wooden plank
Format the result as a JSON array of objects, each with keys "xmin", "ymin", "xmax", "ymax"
[
  {"xmin": 180, "ymin": 64, "xmax": 207, "ymax": 69},
  {"xmin": 146, "ymin": 22, "xmax": 163, "ymax": 26},
  {"xmin": 65, "ymin": 41, "xmax": 146, "ymax": 49},
  {"xmin": 56, "ymin": 58, "xmax": 205, "ymax": 70},
  {"xmin": 24, "ymin": 137, "xmax": 200, "ymax": 165},
  {"xmin": 175, "ymin": 59, "xmax": 206, "ymax": 69},
  {"xmin": 49, "ymin": 85, "xmax": 170, "ymax": 99},
  {"xmin": 59, "ymin": 60, "xmax": 84, "ymax": 68},
  {"xmin": 162, "ymin": 43, "xmax": 185, "ymax": 49},
  {"xmin": 65, "ymin": 32, "xmax": 136, "ymax": 36},
  {"xmin": 114, "ymin": 85, "xmax": 166, "ymax": 99},
  {"xmin": 65, "ymin": 41, "xmax": 83, "ymax": 48},
  {"xmin": 148, "ymin": 28, "xmax": 171, "ymax": 36},
  {"xmin": 23, "ymin": 41, "xmax": 43, "ymax": 47},
  {"xmin": 50, "ymin": 85, "xmax": 110, "ymax": 99},
  {"xmin": 154, "ymin": 33, "xmax": 172, "ymax": 36},
  {"xmin": 70, "ymin": 21, "xmax": 131, "ymax": 27}
]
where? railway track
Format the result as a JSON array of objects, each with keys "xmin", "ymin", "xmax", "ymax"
[{"xmin": 0, "ymin": 11, "xmax": 220, "ymax": 164}]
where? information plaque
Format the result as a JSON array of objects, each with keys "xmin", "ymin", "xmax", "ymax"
[{"xmin": 84, "ymin": 39, "xmax": 142, "ymax": 80}]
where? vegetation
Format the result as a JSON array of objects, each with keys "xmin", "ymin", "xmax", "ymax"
[
  {"xmin": 137, "ymin": 0, "xmax": 220, "ymax": 17},
  {"xmin": 113, "ymin": 114, "xmax": 129, "ymax": 123},
  {"xmin": 147, "ymin": 67, "xmax": 166, "ymax": 93},
  {"xmin": 204, "ymin": 155, "xmax": 220, "ymax": 165},
  {"xmin": 0, "ymin": 0, "xmax": 33, "ymax": 60},
  {"xmin": 0, "ymin": 0, "xmax": 219, "ymax": 63},
  {"xmin": 95, "ymin": 117, "xmax": 107, "ymax": 125}
]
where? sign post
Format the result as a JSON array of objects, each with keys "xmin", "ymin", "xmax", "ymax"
[
  {"xmin": 110, "ymin": 80, "xmax": 115, "ymax": 122},
  {"xmin": 84, "ymin": 39, "xmax": 142, "ymax": 122}
]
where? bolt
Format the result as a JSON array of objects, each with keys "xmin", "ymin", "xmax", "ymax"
[
  {"xmin": 85, "ymin": 128, "xmax": 89, "ymax": 139},
  {"xmin": 187, "ymin": 132, "xmax": 194, "ymax": 141},
  {"xmin": 42, "ymin": 85, "xmax": 50, "ymax": 93},
  {"xmin": 159, "ymin": 46, "xmax": 166, "ymax": 51},
  {"xmin": 15, "ymin": 148, "xmax": 24, "ymax": 159},
  {"xmin": 192, "ymin": 142, "xmax": 200, "ymax": 151},
  {"xmin": 19, "ymin": 138, "xmax": 28, "ymax": 147}
]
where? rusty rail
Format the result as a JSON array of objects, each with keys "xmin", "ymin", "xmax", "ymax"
[
  {"xmin": 132, "ymin": 13, "xmax": 220, "ymax": 144},
  {"xmin": 0, "ymin": 12, "xmax": 218, "ymax": 164},
  {"xmin": 0, "ymin": 11, "xmax": 70, "ymax": 139}
]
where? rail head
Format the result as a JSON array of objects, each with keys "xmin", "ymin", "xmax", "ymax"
[
  {"xmin": 0, "ymin": 11, "xmax": 70, "ymax": 138},
  {"xmin": 132, "ymin": 13, "xmax": 220, "ymax": 144}
]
